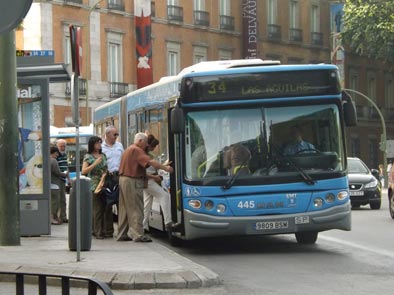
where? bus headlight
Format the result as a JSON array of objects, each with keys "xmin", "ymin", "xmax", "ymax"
[
  {"xmin": 188, "ymin": 199, "xmax": 202, "ymax": 209},
  {"xmin": 216, "ymin": 204, "xmax": 226, "ymax": 214},
  {"xmin": 325, "ymin": 193, "xmax": 335, "ymax": 203},
  {"xmin": 337, "ymin": 191, "xmax": 349, "ymax": 201},
  {"xmin": 205, "ymin": 200, "xmax": 214, "ymax": 210},
  {"xmin": 313, "ymin": 198, "xmax": 323, "ymax": 208}
]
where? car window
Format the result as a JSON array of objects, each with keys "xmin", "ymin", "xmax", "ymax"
[{"xmin": 348, "ymin": 159, "xmax": 369, "ymax": 174}]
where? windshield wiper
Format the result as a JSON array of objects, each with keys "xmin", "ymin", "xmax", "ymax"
[{"xmin": 271, "ymin": 144, "xmax": 315, "ymax": 185}]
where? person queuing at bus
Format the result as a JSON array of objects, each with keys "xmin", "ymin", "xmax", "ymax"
[
  {"xmin": 81, "ymin": 136, "xmax": 110, "ymax": 240},
  {"xmin": 50, "ymin": 146, "xmax": 68, "ymax": 225},
  {"xmin": 117, "ymin": 132, "xmax": 174, "ymax": 243},
  {"xmin": 283, "ymin": 125, "xmax": 316, "ymax": 155},
  {"xmin": 56, "ymin": 139, "xmax": 70, "ymax": 223},
  {"xmin": 143, "ymin": 134, "xmax": 179, "ymax": 233},
  {"xmin": 101, "ymin": 125, "xmax": 124, "ymax": 235}
]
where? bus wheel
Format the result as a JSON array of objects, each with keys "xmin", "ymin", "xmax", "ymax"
[
  {"xmin": 295, "ymin": 231, "xmax": 318, "ymax": 244},
  {"xmin": 167, "ymin": 232, "xmax": 184, "ymax": 247}
]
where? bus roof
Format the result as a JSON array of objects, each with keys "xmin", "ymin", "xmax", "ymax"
[
  {"xmin": 177, "ymin": 59, "xmax": 279, "ymax": 76},
  {"xmin": 50, "ymin": 125, "xmax": 94, "ymax": 138}
]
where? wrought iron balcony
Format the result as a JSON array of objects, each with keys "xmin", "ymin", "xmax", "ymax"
[
  {"xmin": 108, "ymin": 0, "xmax": 125, "ymax": 11},
  {"xmin": 289, "ymin": 28, "xmax": 303, "ymax": 42},
  {"xmin": 311, "ymin": 32, "xmax": 323, "ymax": 46},
  {"xmin": 167, "ymin": 5, "xmax": 183, "ymax": 22},
  {"xmin": 65, "ymin": 78, "xmax": 87, "ymax": 97},
  {"xmin": 268, "ymin": 24, "xmax": 281, "ymax": 40},
  {"xmin": 63, "ymin": 0, "xmax": 82, "ymax": 4},
  {"xmin": 194, "ymin": 10, "xmax": 210, "ymax": 27},
  {"xmin": 220, "ymin": 15, "xmax": 235, "ymax": 31},
  {"xmin": 109, "ymin": 82, "xmax": 129, "ymax": 98}
]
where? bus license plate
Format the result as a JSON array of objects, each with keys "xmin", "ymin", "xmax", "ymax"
[{"xmin": 255, "ymin": 221, "xmax": 288, "ymax": 230}]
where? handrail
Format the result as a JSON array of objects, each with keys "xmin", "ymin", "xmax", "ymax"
[{"xmin": 0, "ymin": 270, "xmax": 113, "ymax": 295}]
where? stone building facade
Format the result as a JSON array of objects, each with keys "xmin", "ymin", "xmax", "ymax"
[{"xmin": 16, "ymin": 0, "xmax": 394, "ymax": 168}]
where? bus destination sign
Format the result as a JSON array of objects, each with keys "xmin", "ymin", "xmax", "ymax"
[{"xmin": 180, "ymin": 70, "xmax": 340, "ymax": 103}]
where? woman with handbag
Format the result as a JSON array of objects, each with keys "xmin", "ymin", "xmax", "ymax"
[{"xmin": 82, "ymin": 136, "xmax": 112, "ymax": 239}]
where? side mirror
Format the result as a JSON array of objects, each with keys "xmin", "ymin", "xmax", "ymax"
[
  {"xmin": 370, "ymin": 169, "xmax": 380, "ymax": 180},
  {"xmin": 170, "ymin": 105, "xmax": 184, "ymax": 134},
  {"xmin": 342, "ymin": 92, "xmax": 357, "ymax": 127}
]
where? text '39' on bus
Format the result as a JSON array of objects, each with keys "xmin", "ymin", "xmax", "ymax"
[{"xmin": 94, "ymin": 59, "xmax": 357, "ymax": 245}]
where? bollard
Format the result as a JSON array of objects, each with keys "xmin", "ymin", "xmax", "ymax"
[{"xmin": 68, "ymin": 177, "xmax": 92, "ymax": 251}]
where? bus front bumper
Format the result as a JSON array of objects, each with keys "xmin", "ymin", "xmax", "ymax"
[{"xmin": 182, "ymin": 201, "xmax": 351, "ymax": 240}]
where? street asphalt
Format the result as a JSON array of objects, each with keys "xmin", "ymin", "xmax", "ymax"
[{"xmin": 0, "ymin": 223, "xmax": 220, "ymax": 291}]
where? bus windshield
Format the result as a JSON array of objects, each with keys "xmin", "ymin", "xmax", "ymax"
[{"xmin": 185, "ymin": 104, "xmax": 344, "ymax": 184}]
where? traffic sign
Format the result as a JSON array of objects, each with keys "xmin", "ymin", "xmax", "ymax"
[{"xmin": 0, "ymin": 0, "xmax": 32, "ymax": 33}]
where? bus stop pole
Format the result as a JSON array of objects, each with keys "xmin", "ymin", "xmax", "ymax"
[
  {"xmin": 71, "ymin": 73, "xmax": 81, "ymax": 261},
  {"xmin": 0, "ymin": 30, "xmax": 20, "ymax": 245}
]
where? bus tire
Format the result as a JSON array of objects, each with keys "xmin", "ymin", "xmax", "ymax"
[
  {"xmin": 295, "ymin": 231, "xmax": 318, "ymax": 244},
  {"xmin": 167, "ymin": 232, "xmax": 184, "ymax": 247}
]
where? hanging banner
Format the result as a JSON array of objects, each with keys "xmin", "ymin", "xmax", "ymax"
[
  {"xmin": 242, "ymin": 0, "xmax": 258, "ymax": 59},
  {"xmin": 135, "ymin": 0, "xmax": 153, "ymax": 88}
]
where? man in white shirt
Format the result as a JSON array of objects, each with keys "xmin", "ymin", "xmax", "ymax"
[{"xmin": 101, "ymin": 125, "xmax": 124, "ymax": 238}]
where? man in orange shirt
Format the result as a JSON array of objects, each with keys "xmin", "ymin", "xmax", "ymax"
[{"xmin": 117, "ymin": 132, "xmax": 173, "ymax": 242}]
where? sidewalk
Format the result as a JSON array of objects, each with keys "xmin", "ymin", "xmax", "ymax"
[{"xmin": 0, "ymin": 224, "xmax": 220, "ymax": 290}]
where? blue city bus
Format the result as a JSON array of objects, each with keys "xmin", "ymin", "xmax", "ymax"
[{"xmin": 94, "ymin": 59, "xmax": 357, "ymax": 244}]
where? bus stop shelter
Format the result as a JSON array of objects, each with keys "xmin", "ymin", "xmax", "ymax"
[{"xmin": 17, "ymin": 51, "xmax": 70, "ymax": 236}]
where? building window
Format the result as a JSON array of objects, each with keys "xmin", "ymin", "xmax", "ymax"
[
  {"xmin": 108, "ymin": 0, "xmax": 125, "ymax": 11},
  {"xmin": 385, "ymin": 73, "xmax": 394, "ymax": 109},
  {"xmin": 267, "ymin": 0, "xmax": 277, "ymax": 25},
  {"xmin": 311, "ymin": 3, "xmax": 320, "ymax": 33},
  {"xmin": 350, "ymin": 137, "xmax": 361, "ymax": 158},
  {"xmin": 220, "ymin": 0, "xmax": 231, "ymax": 15},
  {"xmin": 193, "ymin": 46, "xmax": 207, "ymax": 64},
  {"xmin": 167, "ymin": 0, "xmax": 183, "ymax": 22},
  {"xmin": 289, "ymin": 0, "xmax": 299, "ymax": 29},
  {"xmin": 349, "ymin": 69, "xmax": 359, "ymax": 103},
  {"xmin": 218, "ymin": 49, "xmax": 232, "ymax": 60},
  {"xmin": 167, "ymin": 42, "xmax": 180, "ymax": 76},
  {"xmin": 63, "ymin": 27, "xmax": 71, "ymax": 65},
  {"xmin": 367, "ymin": 72, "xmax": 377, "ymax": 102},
  {"xmin": 368, "ymin": 138, "xmax": 378, "ymax": 168},
  {"xmin": 107, "ymin": 32, "xmax": 123, "ymax": 83}
]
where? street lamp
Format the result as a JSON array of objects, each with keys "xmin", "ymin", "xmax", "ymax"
[
  {"xmin": 343, "ymin": 88, "xmax": 388, "ymax": 188},
  {"xmin": 85, "ymin": 0, "xmax": 105, "ymax": 124}
]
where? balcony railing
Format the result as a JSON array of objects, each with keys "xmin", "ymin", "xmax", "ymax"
[
  {"xmin": 63, "ymin": 0, "xmax": 82, "ymax": 4},
  {"xmin": 167, "ymin": 5, "xmax": 183, "ymax": 22},
  {"xmin": 289, "ymin": 28, "xmax": 303, "ymax": 42},
  {"xmin": 65, "ymin": 78, "xmax": 87, "ymax": 97},
  {"xmin": 268, "ymin": 24, "xmax": 281, "ymax": 40},
  {"xmin": 194, "ymin": 10, "xmax": 210, "ymax": 27},
  {"xmin": 108, "ymin": 0, "xmax": 125, "ymax": 11},
  {"xmin": 109, "ymin": 82, "xmax": 129, "ymax": 98},
  {"xmin": 220, "ymin": 15, "xmax": 235, "ymax": 31},
  {"xmin": 311, "ymin": 32, "xmax": 323, "ymax": 46}
]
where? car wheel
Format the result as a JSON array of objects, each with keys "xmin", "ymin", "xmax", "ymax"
[
  {"xmin": 370, "ymin": 200, "xmax": 381, "ymax": 210},
  {"xmin": 389, "ymin": 194, "xmax": 394, "ymax": 219},
  {"xmin": 295, "ymin": 231, "xmax": 318, "ymax": 244},
  {"xmin": 351, "ymin": 204, "xmax": 360, "ymax": 209}
]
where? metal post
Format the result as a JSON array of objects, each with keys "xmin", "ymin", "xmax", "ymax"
[
  {"xmin": 343, "ymin": 88, "xmax": 388, "ymax": 188},
  {"xmin": 0, "ymin": 30, "xmax": 20, "ymax": 245},
  {"xmin": 85, "ymin": 0, "xmax": 104, "ymax": 124}
]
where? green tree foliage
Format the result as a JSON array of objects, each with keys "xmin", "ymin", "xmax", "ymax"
[{"xmin": 341, "ymin": 0, "xmax": 394, "ymax": 61}]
